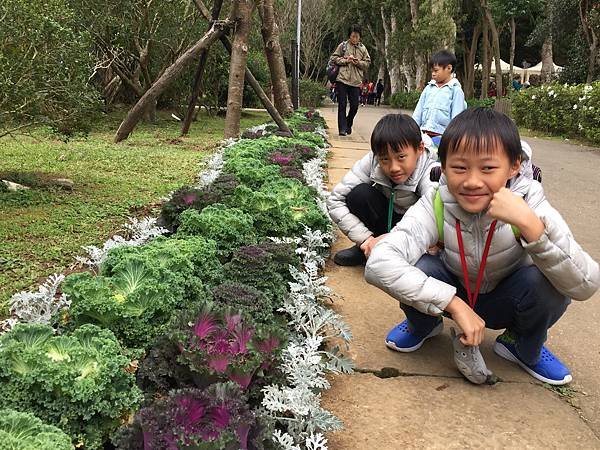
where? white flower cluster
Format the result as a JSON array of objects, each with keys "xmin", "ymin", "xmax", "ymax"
[
  {"xmin": 2, "ymin": 274, "xmax": 71, "ymax": 333},
  {"xmin": 303, "ymin": 142, "xmax": 331, "ymax": 216},
  {"xmin": 76, "ymin": 216, "xmax": 167, "ymax": 269},
  {"xmin": 262, "ymin": 225, "xmax": 352, "ymax": 449}
]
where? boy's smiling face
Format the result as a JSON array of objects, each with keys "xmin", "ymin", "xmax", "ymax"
[
  {"xmin": 444, "ymin": 141, "xmax": 521, "ymax": 214},
  {"xmin": 377, "ymin": 143, "xmax": 424, "ymax": 184}
]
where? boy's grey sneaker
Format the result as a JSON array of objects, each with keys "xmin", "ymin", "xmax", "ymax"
[{"xmin": 333, "ymin": 245, "xmax": 366, "ymax": 266}]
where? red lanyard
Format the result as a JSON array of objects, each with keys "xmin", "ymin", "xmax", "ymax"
[{"xmin": 455, "ymin": 219, "xmax": 497, "ymax": 309}]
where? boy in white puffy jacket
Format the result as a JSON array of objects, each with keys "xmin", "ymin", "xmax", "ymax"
[
  {"xmin": 327, "ymin": 114, "xmax": 439, "ymax": 266},
  {"xmin": 365, "ymin": 108, "xmax": 599, "ymax": 385}
]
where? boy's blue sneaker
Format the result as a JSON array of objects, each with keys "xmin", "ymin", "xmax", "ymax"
[
  {"xmin": 494, "ymin": 331, "xmax": 572, "ymax": 385},
  {"xmin": 385, "ymin": 319, "xmax": 443, "ymax": 353}
]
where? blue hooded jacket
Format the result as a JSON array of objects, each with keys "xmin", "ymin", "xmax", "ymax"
[{"xmin": 413, "ymin": 78, "xmax": 466, "ymax": 135}]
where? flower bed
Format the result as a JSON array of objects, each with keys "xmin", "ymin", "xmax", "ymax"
[
  {"xmin": 513, "ymin": 82, "xmax": 600, "ymax": 145},
  {"xmin": 1, "ymin": 110, "xmax": 350, "ymax": 449}
]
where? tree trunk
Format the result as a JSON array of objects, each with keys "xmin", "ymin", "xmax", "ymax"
[
  {"xmin": 181, "ymin": 0, "xmax": 224, "ymax": 136},
  {"xmin": 481, "ymin": 19, "xmax": 490, "ymax": 99},
  {"xmin": 381, "ymin": 8, "xmax": 402, "ymax": 95},
  {"xmin": 540, "ymin": 35, "xmax": 553, "ymax": 83},
  {"xmin": 224, "ymin": 0, "xmax": 254, "ymax": 139},
  {"xmin": 482, "ymin": 0, "xmax": 503, "ymax": 97},
  {"xmin": 193, "ymin": 0, "xmax": 290, "ymax": 133},
  {"xmin": 509, "ymin": 16, "xmax": 516, "ymax": 83},
  {"xmin": 114, "ymin": 19, "xmax": 231, "ymax": 143},
  {"xmin": 463, "ymin": 23, "xmax": 481, "ymax": 99},
  {"xmin": 409, "ymin": 0, "xmax": 426, "ymax": 90},
  {"xmin": 578, "ymin": 0, "xmax": 598, "ymax": 84},
  {"xmin": 257, "ymin": 0, "xmax": 293, "ymax": 117}
]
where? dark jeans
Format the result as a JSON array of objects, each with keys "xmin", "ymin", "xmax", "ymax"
[
  {"xmin": 402, "ymin": 254, "xmax": 570, "ymax": 365},
  {"xmin": 346, "ymin": 183, "xmax": 402, "ymax": 237},
  {"xmin": 336, "ymin": 82, "xmax": 360, "ymax": 133}
]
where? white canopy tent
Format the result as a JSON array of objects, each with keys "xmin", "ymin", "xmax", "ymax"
[
  {"xmin": 475, "ymin": 58, "xmax": 524, "ymax": 74},
  {"xmin": 522, "ymin": 61, "xmax": 563, "ymax": 82}
]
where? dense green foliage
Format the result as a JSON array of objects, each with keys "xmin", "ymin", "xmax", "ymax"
[
  {"xmin": 61, "ymin": 237, "xmax": 222, "ymax": 349},
  {"xmin": 390, "ymin": 91, "xmax": 422, "ymax": 110},
  {"xmin": 0, "ymin": 0, "xmax": 99, "ymax": 133},
  {"xmin": 299, "ymin": 79, "xmax": 328, "ymax": 107},
  {"xmin": 0, "ymin": 324, "xmax": 142, "ymax": 449},
  {"xmin": 513, "ymin": 82, "xmax": 600, "ymax": 144},
  {"xmin": 0, "ymin": 409, "xmax": 74, "ymax": 450}
]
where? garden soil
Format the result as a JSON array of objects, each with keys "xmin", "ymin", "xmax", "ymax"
[{"xmin": 319, "ymin": 104, "xmax": 600, "ymax": 449}]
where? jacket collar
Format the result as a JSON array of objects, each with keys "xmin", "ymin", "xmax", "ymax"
[
  {"xmin": 370, "ymin": 147, "xmax": 435, "ymax": 192},
  {"xmin": 427, "ymin": 77, "xmax": 461, "ymax": 88}
]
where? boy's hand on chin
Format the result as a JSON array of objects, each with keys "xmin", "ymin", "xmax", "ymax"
[{"xmin": 488, "ymin": 187, "xmax": 545, "ymax": 242}]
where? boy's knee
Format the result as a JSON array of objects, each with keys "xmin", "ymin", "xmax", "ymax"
[
  {"xmin": 346, "ymin": 183, "xmax": 376, "ymax": 209},
  {"xmin": 516, "ymin": 266, "xmax": 570, "ymax": 315}
]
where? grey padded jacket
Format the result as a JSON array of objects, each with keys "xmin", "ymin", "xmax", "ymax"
[
  {"xmin": 327, "ymin": 139, "xmax": 439, "ymax": 245},
  {"xmin": 365, "ymin": 160, "xmax": 600, "ymax": 316}
]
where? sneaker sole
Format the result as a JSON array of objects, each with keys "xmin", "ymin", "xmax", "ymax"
[
  {"xmin": 493, "ymin": 342, "xmax": 573, "ymax": 386},
  {"xmin": 385, "ymin": 322, "xmax": 443, "ymax": 353}
]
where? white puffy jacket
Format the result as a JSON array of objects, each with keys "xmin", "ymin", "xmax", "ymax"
[
  {"xmin": 365, "ymin": 161, "xmax": 600, "ymax": 316},
  {"xmin": 327, "ymin": 138, "xmax": 439, "ymax": 245}
]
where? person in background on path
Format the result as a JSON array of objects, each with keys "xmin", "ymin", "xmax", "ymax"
[
  {"xmin": 368, "ymin": 80, "xmax": 376, "ymax": 105},
  {"xmin": 365, "ymin": 108, "xmax": 600, "ymax": 386},
  {"xmin": 512, "ymin": 76, "xmax": 523, "ymax": 92},
  {"xmin": 376, "ymin": 79, "xmax": 384, "ymax": 106},
  {"xmin": 330, "ymin": 82, "xmax": 337, "ymax": 103},
  {"xmin": 329, "ymin": 24, "xmax": 371, "ymax": 136},
  {"xmin": 413, "ymin": 50, "xmax": 465, "ymax": 148},
  {"xmin": 487, "ymin": 81, "xmax": 497, "ymax": 98},
  {"xmin": 327, "ymin": 114, "xmax": 438, "ymax": 266},
  {"xmin": 360, "ymin": 80, "xmax": 369, "ymax": 106}
]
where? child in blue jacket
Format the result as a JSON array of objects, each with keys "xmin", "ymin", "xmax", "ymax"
[{"xmin": 413, "ymin": 50, "xmax": 466, "ymax": 147}]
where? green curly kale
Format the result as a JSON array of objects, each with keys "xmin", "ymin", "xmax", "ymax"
[
  {"xmin": 0, "ymin": 324, "xmax": 142, "ymax": 450},
  {"xmin": 177, "ymin": 204, "xmax": 256, "ymax": 254},
  {"xmin": 0, "ymin": 409, "xmax": 74, "ymax": 450}
]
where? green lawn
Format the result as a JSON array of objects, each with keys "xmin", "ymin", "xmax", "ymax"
[{"xmin": 0, "ymin": 109, "xmax": 268, "ymax": 313}]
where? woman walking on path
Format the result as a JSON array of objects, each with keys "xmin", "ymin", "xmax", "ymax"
[{"xmin": 329, "ymin": 24, "xmax": 371, "ymax": 136}]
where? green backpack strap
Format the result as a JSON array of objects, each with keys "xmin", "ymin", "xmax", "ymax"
[
  {"xmin": 434, "ymin": 189, "xmax": 444, "ymax": 242},
  {"xmin": 433, "ymin": 188, "xmax": 520, "ymax": 243}
]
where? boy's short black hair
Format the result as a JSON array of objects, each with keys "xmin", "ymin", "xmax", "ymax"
[
  {"xmin": 430, "ymin": 50, "xmax": 457, "ymax": 72},
  {"xmin": 371, "ymin": 114, "xmax": 422, "ymax": 157},
  {"xmin": 348, "ymin": 24, "xmax": 362, "ymax": 38},
  {"xmin": 438, "ymin": 107, "xmax": 522, "ymax": 166}
]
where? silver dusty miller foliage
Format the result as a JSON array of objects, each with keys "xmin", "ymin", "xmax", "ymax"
[
  {"xmin": 4, "ymin": 274, "xmax": 71, "ymax": 332},
  {"xmin": 76, "ymin": 216, "xmax": 167, "ymax": 269},
  {"xmin": 262, "ymin": 222, "xmax": 353, "ymax": 448}
]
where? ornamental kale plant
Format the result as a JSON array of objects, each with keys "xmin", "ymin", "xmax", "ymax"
[
  {"xmin": 177, "ymin": 204, "xmax": 257, "ymax": 255},
  {"xmin": 223, "ymin": 243, "xmax": 295, "ymax": 306},
  {"xmin": 211, "ymin": 281, "xmax": 276, "ymax": 324},
  {"xmin": 0, "ymin": 324, "xmax": 142, "ymax": 449},
  {"xmin": 112, "ymin": 384, "xmax": 268, "ymax": 450},
  {"xmin": 102, "ymin": 236, "xmax": 224, "ymax": 289},
  {"xmin": 63, "ymin": 237, "xmax": 223, "ymax": 350},
  {"xmin": 174, "ymin": 306, "xmax": 285, "ymax": 391},
  {"xmin": 160, "ymin": 174, "xmax": 240, "ymax": 232},
  {"xmin": 0, "ymin": 409, "xmax": 74, "ymax": 450}
]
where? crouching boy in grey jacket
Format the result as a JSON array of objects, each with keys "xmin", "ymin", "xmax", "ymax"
[
  {"xmin": 327, "ymin": 114, "xmax": 439, "ymax": 266},
  {"xmin": 365, "ymin": 108, "xmax": 599, "ymax": 385}
]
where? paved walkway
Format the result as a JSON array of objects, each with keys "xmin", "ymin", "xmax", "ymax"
[{"xmin": 320, "ymin": 104, "xmax": 600, "ymax": 449}]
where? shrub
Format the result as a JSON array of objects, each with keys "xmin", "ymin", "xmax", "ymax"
[
  {"xmin": 0, "ymin": 324, "xmax": 142, "ymax": 449},
  {"xmin": 299, "ymin": 79, "xmax": 328, "ymax": 108},
  {"xmin": 513, "ymin": 82, "xmax": 600, "ymax": 145},
  {"xmin": 0, "ymin": 409, "xmax": 74, "ymax": 450},
  {"xmin": 466, "ymin": 97, "xmax": 495, "ymax": 109},
  {"xmin": 389, "ymin": 90, "xmax": 422, "ymax": 109}
]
